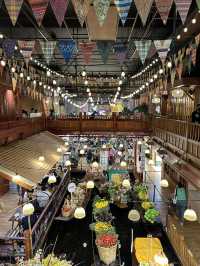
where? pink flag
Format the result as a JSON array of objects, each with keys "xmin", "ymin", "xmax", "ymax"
[
  {"xmin": 155, "ymin": 0, "xmax": 173, "ymax": 25},
  {"xmin": 28, "ymin": 0, "xmax": 49, "ymax": 26},
  {"xmin": 79, "ymin": 42, "xmax": 96, "ymax": 65},
  {"xmin": 50, "ymin": 0, "xmax": 68, "ymax": 26},
  {"xmin": 18, "ymin": 40, "xmax": 35, "ymax": 66}
]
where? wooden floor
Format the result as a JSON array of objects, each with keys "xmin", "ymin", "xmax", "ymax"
[{"xmin": 0, "ymin": 190, "xmax": 19, "ymax": 237}]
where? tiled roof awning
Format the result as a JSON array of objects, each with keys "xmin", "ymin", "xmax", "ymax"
[{"xmin": 0, "ymin": 131, "xmax": 65, "ymax": 189}]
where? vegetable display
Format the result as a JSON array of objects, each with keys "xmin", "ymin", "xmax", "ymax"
[
  {"xmin": 96, "ymin": 234, "xmax": 118, "ymax": 248},
  {"xmin": 144, "ymin": 208, "xmax": 160, "ymax": 223}
]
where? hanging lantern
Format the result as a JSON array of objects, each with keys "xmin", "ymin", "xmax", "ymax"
[
  {"xmin": 65, "ymin": 160, "xmax": 71, "ymax": 167},
  {"xmin": 172, "ymin": 89, "xmax": 184, "ymax": 98},
  {"xmin": 154, "ymin": 252, "xmax": 169, "ymax": 265},
  {"xmin": 184, "ymin": 209, "xmax": 197, "ymax": 222},
  {"xmin": 160, "ymin": 179, "xmax": 169, "ymax": 188},
  {"xmin": 92, "ymin": 161, "xmax": 99, "ymax": 168},
  {"xmin": 80, "ymin": 149, "xmax": 85, "ymax": 155},
  {"xmin": 86, "ymin": 180, "xmax": 95, "ymax": 189},
  {"xmin": 48, "ymin": 175, "xmax": 57, "ymax": 184},
  {"xmin": 120, "ymin": 161, "xmax": 127, "ymax": 168},
  {"xmin": 74, "ymin": 207, "xmax": 86, "ymax": 219},
  {"xmin": 128, "ymin": 209, "xmax": 140, "ymax": 222},
  {"xmin": 122, "ymin": 179, "xmax": 131, "ymax": 189},
  {"xmin": 22, "ymin": 203, "xmax": 35, "ymax": 216},
  {"xmin": 38, "ymin": 156, "xmax": 45, "ymax": 162}
]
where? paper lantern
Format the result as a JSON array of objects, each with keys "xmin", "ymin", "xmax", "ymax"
[
  {"xmin": 154, "ymin": 253, "xmax": 169, "ymax": 265},
  {"xmin": 86, "ymin": 180, "xmax": 95, "ymax": 189},
  {"xmin": 92, "ymin": 161, "xmax": 99, "ymax": 168},
  {"xmin": 57, "ymin": 147, "xmax": 62, "ymax": 153},
  {"xmin": 74, "ymin": 207, "xmax": 86, "ymax": 219},
  {"xmin": 65, "ymin": 160, "xmax": 72, "ymax": 167},
  {"xmin": 184, "ymin": 209, "xmax": 197, "ymax": 222},
  {"xmin": 122, "ymin": 179, "xmax": 131, "ymax": 189},
  {"xmin": 23, "ymin": 203, "xmax": 35, "ymax": 216},
  {"xmin": 48, "ymin": 175, "xmax": 57, "ymax": 184},
  {"xmin": 128, "ymin": 209, "xmax": 140, "ymax": 222},
  {"xmin": 38, "ymin": 156, "xmax": 45, "ymax": 162},
  {"xmin": 80, "ymin": 149, "xmax": 85, "ymax": 155},
  {"xmin": 172, "ymin": 89, "xmax": 184, "ymax": 98},
  {"xmin": 120, "ymin": 161, "xmax": 127, "ymax": 168},
  {"xmin": 160, "ymin": 179, "xmax": 169, "ymax": 188}
]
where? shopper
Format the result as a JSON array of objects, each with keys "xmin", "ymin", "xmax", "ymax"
[{"xmin": 174, "ymin": 182, "xmax": 187, "ymax": 225}]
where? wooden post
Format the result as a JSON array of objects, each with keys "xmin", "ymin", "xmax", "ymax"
[{"xmin": 23, "ymin": 229, "xmax": 32, "ymax": 260}]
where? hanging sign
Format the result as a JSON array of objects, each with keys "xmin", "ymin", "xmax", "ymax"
[
  {"xmin": 114, "ymin": 0, "xmax": 132, "ymax": 25},
  {"xmin": 68, "ymin": 182, "xmax": 76, "ymax": 193},
  {"xmin": 50, "ymin": 0, "xmax": 69, "ymax": 27}
]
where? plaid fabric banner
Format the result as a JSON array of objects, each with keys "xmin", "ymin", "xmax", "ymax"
[
  {"xmin": 175, "ymin": 0, "xmax": 192, "ymax": 24},
  {"xmin": 134, "ymin": 40, "xmax": 152, "ymax": 64},
  {"xmin": 79, "ymin": 42, "xmax": 96, "ymax": 65},
  {"xmin": 134, "ymin": 0, "xmax": 153, "ymax": 26},
  {"xmin": 114, "ymin": 0, "xmax": 132, "ymax": 25},
  {"xmin": 196, "ymin": 0, "xmax": 200, "ymax": 9},
  {"xmin": 72, "ymin": 0, "xmax": 91, "ymax": 27},
  {"xmin": 18, "ymin": 40, "xmax": 35, "ymax": 65},
  {"xmin": 97, "ymin": 41, "xmax": 113, "ymax": 64},
  {"xmin": 40, "ymin": 41, "xmax": 56, "ymax": 64},
  {"xmin": 50, "ymin": 0, "xmax": 68, "ymax": 27},
  {"xmin": 154, "ymin": 39, "xmax": 172, "ymax": 65},
  {"xmin": 195, "ymin": 33, "xmax": 200, "ymax": 47},
  {"xmin": 58, "ymin": 40, "xmax": 76, "ymax": 62},
  {"xmin": 28, "ymin": 0, "xmax": 49, "ymax": 26},
  {"xmin": 2, "ymin": 39, "xmax": 16, "ymax": 58},
  {"xmin": 155, "ymin": 0, "xmax": 173, "ymax": 25},
  {"xmin": 5, "ymin": 0, "xmax": 23, "ymax": 25},
  {"xmin": 114, "ymin": 42, "xmax": 127, "ymax": 65},
  {"xmin": 93, "ymin": 0, "xmax": 111, "ymax": 26}
]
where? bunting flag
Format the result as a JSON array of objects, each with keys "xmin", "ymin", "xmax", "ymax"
[
  {"xmin": 196, "ymin": 0, "xmax": 200, "ymax": 9},
  {"xmin": 175, "ymin": 0, "xmax": 192, "ymax": 24},
  {"xmin": 154, "ymin": 39, "xmax": 172, "ymax": 65},
  {"xmin": 97, "ymin": 41, "xmax": 113, "ymax": 64},
  {"xmin": 134, "ymin": 40, "xmax": 152, "ymax": 64},
  {"xmin": 18, "ymin": 40, "xmax": 35, "ymax": 66},
  {"xmin": 195, "ymin": 33, "xmax": 200, "ymax": 47},
  {"xmin": 114, "ymin": 43, "xmax": 127, "ymax": 65},
  {"xmin": 12, "ymin": 77, "xmax": 17, "ymax": 92},
  {"xmin": 79, "ymin": 42, "xmax": 96, "ymax": 65},
  {"xmin": 191, "ymin": 43, "xmax": 197, "ymax": 66},
  {"xmin": 93, "ymin": 0, "xmax": 111, "ymax": 26},
  {"xmin": 114, "ymin": 0, "xmax": 132, "ymax": 25},
  {"xmin": 170, "ymin": 68, "xmax": 176, "ymax": 88},
  {"xmin": 72, "ymin": 0, "xmax": 91, "ymax": 27},
  {"xmin": 28, "ymin": 0, "xmax": 49, "ymax": 26},
  {"xmin": 40, "ymin": 41, "xmax": 56, "ymax": 64},
  {"xmin": 134, "ymin": 0, "xmax": 153, "ymax": 26},
  {"xmin": 5, "ymin": 0, "xmax": 23, "ymax": 25},
  {"xmin": 155, "ymin": 0, "xmax": 173, "ymax": 25},
  {"xmin": 50, "ymin": 0, "xmax": 68, "ymax": 26},
  {"xmin": 58, "ymin": 40, "xmax": 76, "ymax": 62},
  {"xmin": 2, "ymin": 39, "xmax": 16, "ymax": 58}
]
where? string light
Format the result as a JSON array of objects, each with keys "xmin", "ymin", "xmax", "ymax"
[
  {"xmin": 0, "ymin": 60, "xmax": 6, "ymax": 67},
  {"xmin": 82, "ymin": 70, "xmax": 86, "ymax": 77}
]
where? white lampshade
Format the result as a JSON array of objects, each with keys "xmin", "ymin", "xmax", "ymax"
[
  {"xmin": 184, "ymin": 209, "xmax": 197, "ymax": 222},
  {"xmin": 119, "ymin": 143, "xmax": 124, "ymax": 148},
  {"xmin": 102, "ymin": 144, "xmax": 107, "ymax": 149},
  {"xmin": 38, "ymin": 156, "xmax": 45, "ymax": 162},
  {"xmin": 172, "ymin": 89, "xmax": 184, "ymax": 98},
  {"xmin": 154, "ymin": 253, "xmax": 169, "ymax": 265},
  {"xmin": 57, "ymin": 147, "xmax": 62, "ymax": 153},
  {"xmin": 48, "ymin": 175, "xmax": 57, "ymax": 184},
  {"xmin": 80, "ymin": 149, "xmax": 85, "ymax": 155},
  {"xmin": 23, "ymin": 203, "xmax": 35, "ymax": 216},
  {"xmin": 138, "ymin": 140, "xmax": 142, "ymax": 145},
  {"xmin": 92, "ymin": 161, "xmax": 99, "ymax": 168},
  {"xmin": 120, "ymin": 161, "xmax": 127, "ymax": 168},
  {"xmin": 148, "ymin": 159, "xmax": 154, "ymax": 165},
  {"xmin": 83, "ymin": 145, "xmax": 88, "ymax": 149},
  {"xmin": 128, "ymin": 209, "xmax": 140, "ymax": 222},
  {"xmin": 65, "ymin": 160, "xmax": 71, "ymax": 167},
  {"xmin": 86, "ymin": 180, "xmax": 95, "ymax": 189},
  {"xmin": 74, "ymin": 207, "xmax": 86, "ymax": 219},
  {"xmin": 145, "ymin": 149, "xmax": 150, "ymax": 154},
  {"xmin": 118, "ymin": 151, "xmax": 122, "ymax": 156},
  {"xmin": 160, "ymin": 179, "xmax": 169, "ymax": 188},
  {"xmin": 122, "ymin": 179, "xmax": 131, "ymax": 189}
]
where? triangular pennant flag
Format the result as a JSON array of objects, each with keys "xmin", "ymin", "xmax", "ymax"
[
  {"xmin": 50, "ymin": 0, "xmax": 68, "ymax": 27},
  {"xmin": 190, "ymin": 43, "xmax": 197, "ymax": 66},
  {"xmin": 154, "ymin": 39, "xmax": 172, "ymax": 65},
  {"xmin": 134, "ymin": 0, "xmax": 153, "ymax": 26},
  {"xmin": 18, "ymin": 40, "xmax": 35, "ymax": 66},
  {"xmin": 28, "ymin": 0, "xmax": 49, "ymax": 26},
  {"xmin": 114, "ymin": 0, "xmax": 132, "ymax": 25},
  {"xmin": 2, "ymin": 39, "xmax": 16, "ymax": 58},
  {"xmin": 134, "ymin": 40, "xmax": 152, "ymax": 64},
  {"xmin": 97, "ymin": 41, "xmax": 113, "ymax": 64},
  {"xmin": 93, "ymin": 0, "xmax": 111, "ymax": 26},
  {"xmin": 195, "ymin": 33, "xmax": 200, "ymax": 47},
  {"xmin": 40, "ymin": 41, "xmax": 56, "ymax": 64},
  {"xmin": 170, "ymin": 68, "xmax": 176, "ymax": 88},
  {"xmin": 79, "ymin": 42, "xmax": 96, "ymax": 65},
  {"xmin": 114, "ymin": 43, "xmax": 127, "ymax": 65},
  {"xmin": 155, "ymin": 0, "xmax": 173, "ymax": 25},
  {"xmin": 12, "ymin": 77, "xmax": 17, "ymax": 92},
  {"xmin": 176, "ymin": 62, "xmax": 183, "ymax": 80},
  {"xmin": 5, "ymin": 0, "xmax": 23, "ymax": 25},
  {"xmin": 196, "ymin": 0, "xmax": 200, "ymax": 9},
  {"xmin": 72, "ymin": 0, "xmax": 91, "ymax": 27},
  {"xmin": 58, "ymin": 40, "xmax": 76, "ymax": 62},
  {"xmin": 175, "ymin": 0, "xmax": 192, "ymax": 24}
]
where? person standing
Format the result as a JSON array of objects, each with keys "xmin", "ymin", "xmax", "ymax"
[{"xmin": 174, "ymin": 182, "xmax": 187, "ymax": 225}]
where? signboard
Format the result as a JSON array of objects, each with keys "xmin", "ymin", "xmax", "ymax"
[{"xmin": 67, "ymin": 182, "xmax": 76, "ymax": 193}]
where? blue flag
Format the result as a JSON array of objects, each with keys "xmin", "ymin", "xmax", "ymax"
[{"xmin": 58, "ymin": 40, "xmax": 76, "ymax": 62}]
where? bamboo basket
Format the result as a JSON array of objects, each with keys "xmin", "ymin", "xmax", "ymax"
[{"xmin": 96, "ymin": 244, "xmax": 117, "ymax": 265}]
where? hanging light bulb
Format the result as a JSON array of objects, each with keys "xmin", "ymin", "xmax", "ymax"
[
  {"xmin": 84, "ymin": 80, "xmax": 88, "ymax": 85},
  {"xmin": 160, "ymin": 179, "xmax": 169, "ymax": 188},
  {"xmin": 118, "ymin": 151, "xmax": 122, "ymax": 156},
  {"xmin": 119, "ymin": 80, "xmax": 123, "ymax": 85},
  {"xmin": 153, "ymin": 74, "xmax": 158, "ymax": 79},
  {"xmin": 53, "ymin": 80, "xmax": 57, "ymax": 85},
  {"xmin": 43, "ymin": 84, "xmax": 47, "ymax": 89},
  {"xmin": 27, "ymin": 76, "xmax": 31, "ymax": 81},
  {"xmin": 38, "ymin": 156, "xmax": 45, "ymax": 162},
  {"xmin": 48, "ymin": 174, "xmax": 57, "ymax": 184},
  {"xmin": 177, "ymin": 34, "xmax": 181, "ymax": 40},
  {"xmin": 121, "ymin": 71, "xmax": 125, "ymax": 77},
  {"xmin": 145, "ymin": 149, "xmax": 150, "ymax": 154},
  {"xmin": 117, "ymin": 87, "xmax": 121, "ymax": 92},
  {"xmin": 122, "ymin": 179, "xmax": 131, "ymax": 189},
  {"xmin": 65, "ymin": 160, "xmax": 71, "ymax": 167},
  {"xmin": 11, "ymin": 67, "xmax": 16, "ymax": 73},
  {"xmin": 82, "ymin": 70, "xmax": 87, "ymax": 77},
  {"xmin": 138, "ymin": 140, "xmax": 142, "ymax": 145},
  {"xmin": 120, "ymin": 161, "xmax": 127, "ymax": 168},
  {"xmin": 19, "ymin": 72, "xmax": 24, "ymax": 78},
  {"xmin": 92, "ymin": 161, "xmax": 99, "ymax": 168},
  {"xmin": 159, "ymin": 69, "xmax": 164, "ymax": 74},
  {"xmin": 102, "ymin": 144, "xmax": 107, "ymax": 149},
  {"xmin": 33, "ymin": 80, "xmax": 36, "ymax": 85},
  {"xmin": 80, "ymin": 149, "xmax": 85, "ymax": 155},
  {"xmin": 0, "ymin": 59, "xmax": 6, "ymax": 67},
  {"xmin": 86, "ymin": 180, "xmax": 95, "ymax": 189},
  {"xmin": 167, "ymin": 61, "xmax": 172, "ymax": 68},
  {"xmin": 47, "ymin": 70, "xmax": 51, "ymax": 77},
  {"xmin": 39, "ymin": 81, "xmax": 42, "ymax": 86},
  {"xmin": 192, "ymin": 18, "xmax": 197, "ymax": 24},
  {"xmin": 22, "ymin": 203, "xmax": 34, "ymax": 216},
  {"xmin": 57, "ymin": 147, "xmax": 62, "ymax": 153},
  {"xmin": 0, "ymin": 33, "xmax": 4, "ymax": 39},
  {"xmin": 183, "ymin": 27, "xmax": 188, "ymax": 33},
  {"xmin": 86, "ymin": 88, "xmax": 90, "ymax": 93}
]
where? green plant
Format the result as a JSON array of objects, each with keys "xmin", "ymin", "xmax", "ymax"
[{"xmin": 144, "ymin": 208, "xmax": 160, "ymax": 224}]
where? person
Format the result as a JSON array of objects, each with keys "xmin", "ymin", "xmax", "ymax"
[
  {"xmin": 36, "ymin": 185, "xmax": 52, "ymax": 211},
  {"xmin": 86, "ymin": 149, "xmax": 93, "ymax": 163},
  {"xmin": 174, "ymin": 182, "xmax": 187, "ymax": 225},
  {"xmin": 192, "ymin": 104, "xmax": 200, "ymax": 123}
]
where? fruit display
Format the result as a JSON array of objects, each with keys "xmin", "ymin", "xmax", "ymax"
[
  {"xmin": 95, "ymin": 199, "xmax": 109, "ymax": 209},
  {"xmin": 96, "ymin": 234, "xmax": 118, "ymax": 248},
  {"xmin": 144, "ymin": 208, "xmax": 160, "ymax": 224},
  {"xmin": 141, "ymin": 201, "xmax": 154, "ymax": 210},
  {"xmin": 90, "ymin": 222, "xmax": 115, "ymax": 235},
  {"xmin": 138, "ymin": 191, "xmax": 149, "ymax": 201}
]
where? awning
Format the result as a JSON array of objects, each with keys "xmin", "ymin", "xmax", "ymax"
[{"xmin": 0, "ymin": 131, "xmax": 65, "ymax": 189}]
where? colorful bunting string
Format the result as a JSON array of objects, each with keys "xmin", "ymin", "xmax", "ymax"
[
  {"xmin": 114, "ymin": 42, "xmax": 127, "ymax": 65},
  {"xmin": 79, "ymin": 42, "xmax": 96, "ymax": 65},
  {"xmin": 96, "ymin": 41, "xmax": 113, "ymax": 64},
  {"xmin": 93, "ymin": 0, "xmax": 111, "ymax": 26},
  {"xmin": 2, "ymin": 39, "xmax": 16, "ymax": 58},
  {"xmin": 58, "ymin": 40, "xmax": 76, "ymax": 62},
  {"xmin": 40, "ymin": 41, "xmax": 57, "ymax": 65},
  {"xmin": 134, "ymin": 0, "xmax": 153, "ymax": 26},
  {"xmin": 18, "ymin": 40, "xmax": 35, "ymax": 66},
  {"xmin": 50, "ymin": 0, "xmax": 68, "ymax": 27},
  {"xmin": 72, "ymin": 0, "xmax": 91, "ymax": 27},
  {"xmin": 155, "ymin": 0, "xmax": 173, "ymax": 25},
  {"xmin": 134, "ymin": 40, "xmax": 152, "ymax": 64},
  {"xmin": 154, "ymin": 39, "xmax": 172, "ymax": 65},
  {"xmin": 5, "ymin": 0, "xmax": 23, "ymax": 25},
  {"xmin": 175, "ymin": 0, "xmax": 192, "ymax": 24},
  {"xmin": 114, "ymin": 0, "xmax": 132, "ymax": 25},
  {"xmin": 28, "ymin": 0, "xmax": 49, "ymax": 26}
]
